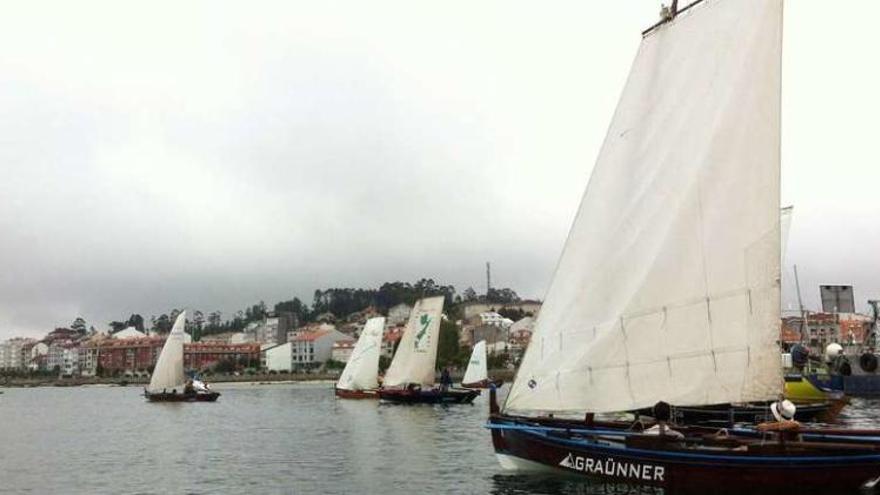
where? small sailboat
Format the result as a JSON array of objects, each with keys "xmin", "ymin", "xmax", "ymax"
[
  {"xmin": 488, "ymin": 0, "xmax": 880, "ymax": 491},
  {"xmin": 461, "ymin": 340, "xmax": 503, "ymax": 389},
  {"xmin": 378, "ymin": 296, "xmax": 479, "ymax": 404},
  {"xmin": 335, "ymin": 316, "xmax": 385, "ymax": 399},
  {"xmin": 144, "ymin": 312, "xmax": 220, "ymax": 402}
]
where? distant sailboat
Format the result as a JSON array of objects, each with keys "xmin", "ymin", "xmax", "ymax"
[
  {"xmin": 144, "ymin": 312, "xmax": 219, "ymax": 402},
  {"xmin": 461, "ymin": 340, "xmax": 502, "ymax": 389},
  {"xmin": 378, "ymin": 296, "xmax": 478, "ymax": 404},
  {"xmin": 487, "ymin": 0, "xmax": 880, "ymax": 491},
  {"xmin": 335, "ymin": 316, "xmax": 385, "ymax": 399}
]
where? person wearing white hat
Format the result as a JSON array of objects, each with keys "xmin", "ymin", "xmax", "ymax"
[
  {"xmin": 770, "ymin": 400, "xmax": 797, "ymax": 422},
  {"xmin": 758, "ymin": 400, "xmax": 802, "ymax": 443}
]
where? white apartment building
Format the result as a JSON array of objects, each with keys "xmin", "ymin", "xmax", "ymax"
[
  {"xmin": 264, "ymin": 343, "xmax": 293, "ymax": 372},
  {"xmin": 291, "ymin": 329, "xmax": 349, "ymax": 370},
  {"xmin": 330, "ymin": 339, "xmax": 356, "ymax": 363},
  {"xmin": 0, "ymin": 337, "xmax": 36, "ymax": 370}
]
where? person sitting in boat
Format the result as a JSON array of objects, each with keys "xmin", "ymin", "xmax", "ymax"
[
  {"xmin": 757, "ymin": 400, "xmax": 801, "ymax": 442},
  {"xmin": 440, "ymin": 368, "xmax": 453, "ymax": 392},
  {"xmin": 644, "ymin": 401, "xmax": 684, "ymax": 439},
  {"xmin": 183, "ymin": 379, "xmax": 196, "ymax": 396}
]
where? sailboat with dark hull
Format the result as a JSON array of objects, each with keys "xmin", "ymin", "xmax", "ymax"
[
  {"xmin": 377, "ymin": 297, "xmax": 479, "ymax": 404},
  {"xmin": 461, "ymin": 340, "xmax": 503, "ymax": 389},
  {"xmin": 335, "ymin": 316, "xmax": 384, "ymax": 399},
  {"xmin": 488, "ymin": 0, "xmax": 880, "ymax": 491},
  {"xmin": 144, "ymin": 312, "xmax": 220, "ymax": 403}
]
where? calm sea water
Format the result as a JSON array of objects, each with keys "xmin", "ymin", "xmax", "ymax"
[{"xmin": 1, "ymin": 383, "xmax": 879, "ymax": 495}]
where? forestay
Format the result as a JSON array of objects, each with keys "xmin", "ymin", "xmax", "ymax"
[
  {"xmin": 463, "ymin": 340, "xmax": 488, "ymax": 385},
  {"xmin": 506, "ymin": 0, "xmax": 784, "ymax": 415},
  {"xmin": 383, "ymin": 296, "xmax": 444, "ymax": 387},
  {"xmin": 337, "ymin": 316, "xmax": 385, "ymax": 391},
  {"xmin": 147, "ymin": 312, "xmax": 187, "ymax": 393}
]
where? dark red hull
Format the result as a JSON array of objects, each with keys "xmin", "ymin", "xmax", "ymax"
[
  {"xmin": 461, "ymin": 379, "xmax": 504, "ymax": 389},
  {"xmin": 489, "ymin": 414, "xmax": 880, "ymax": 493},
  {"xmin": 378, "ymin": 387, "xmax": 479, "ymax": 404},
  {"xmin": 334, "ymin": 388, "xmax": 379, "ymax": 399},
  {"xmin": 145, "ymin": 391, "xmax": 220, "ymax": 402}
]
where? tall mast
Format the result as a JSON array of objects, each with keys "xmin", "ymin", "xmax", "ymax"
[{"xmin": 486, "ymin": 262, "xmax": 492, "ymax": 295}]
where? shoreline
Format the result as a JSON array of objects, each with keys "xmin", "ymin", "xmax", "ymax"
[{"xmin": 0, "ymin": 368, "xmax": 516, "ymax": 389}]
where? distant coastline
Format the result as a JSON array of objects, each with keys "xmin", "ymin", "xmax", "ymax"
[{"xmin": 0, "ymin": 368, "xmax": 515, "ymax": 389}]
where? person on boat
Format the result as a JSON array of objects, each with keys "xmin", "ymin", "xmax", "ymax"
[
  {"xmin": 440, "ymin": 368, "xmax": 452, "ymax": 392},
  {"xmin": 645, "ymin": 401, "xmax": 684, "ymax": 439},
  {"xmin": 183, "ymin": 379, "xmax": 196, "ymax": 397},
  {"xmin": 757, "ymin": 400, "xmax": 801, "ymax": 442}
]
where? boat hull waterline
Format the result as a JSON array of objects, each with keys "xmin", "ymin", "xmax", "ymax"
[
  {"xmin": 145, "ymin": 391, "xmax": 220, "ymax": 402},
  {"xmin": 334, "ymin": 388, "xmax": 379, "ymax": 399},
  {"xmin": 378, "ymin": 387, "xmax": 479, "ymax": 404},
  {"xmin": 488, "ymin": 416, "xmax": 880, "ymax": 492},
  {"xmin": 461, "ymin": 379, "xmax": 504, "ymax": 390}
]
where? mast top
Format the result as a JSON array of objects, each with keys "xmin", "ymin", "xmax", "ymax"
[{"xmin": 643, "ymin": 0, "xmax": 707, "ymax": 36}]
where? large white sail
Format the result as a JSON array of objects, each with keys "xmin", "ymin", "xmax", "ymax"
[
  {"xmin": 383, "ymin": 296, "xmax": 444, "ymax": 387},
  {"xmin": 337, "ymin": 316, "xmax": 385, "ymax": 391},
  {"xmin": 506, "ymin": 0, "xmax": 784, "ymax": 415},
  {"xmin": 462, "ymin": 340, "xmax": 488, "ymax": 385},
  {"xmin": 147, "ymin": 312, "xmax": 187, "ymax": 393}
]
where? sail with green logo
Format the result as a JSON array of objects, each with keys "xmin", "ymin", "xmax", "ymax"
[{"xmin": 383, "ymin": 296, "xmax": 444, "ymax": 387}]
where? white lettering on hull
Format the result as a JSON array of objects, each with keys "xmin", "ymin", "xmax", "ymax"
[{"xmin": 559, "ymin": 453, "xmax": 665, "ymax": 482}]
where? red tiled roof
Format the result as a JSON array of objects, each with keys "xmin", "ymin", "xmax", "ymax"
[{"xmin": 294, "ymin": 330, "xmax": 330, "ymax": 342}]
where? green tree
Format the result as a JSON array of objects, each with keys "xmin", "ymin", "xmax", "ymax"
[
  {"xmin": 71, "ymin": 317, "xmax": 87, "ymax": 334},
  {"xmin": 436, "ymin": 319, "xmax": 461, "ymax": 370},
  {"xmin": 127, "ymin": 314, "xmax": 145, "ymax": 332}
]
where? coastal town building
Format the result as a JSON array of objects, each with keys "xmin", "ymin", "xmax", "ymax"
[
  {"xmin": 27, "ymin": 342, "xmax": 49, "ymax": 371},
  {"xmin": 112, "ymin": 327, "xmax": 146, "ymax": 339},
  {"xmin": 0, "ymin": 337, "xmax": 36, "ymax": 370},
  {"xmin": 382, "ymin": 326, "xmax": 404, "ymax": 358},
  {"xmin": 386, "ymin": 303, "xmax": 412, "ymax": 326},
  {"xmin": 185, "ymin": 342, "xmax": 260, "ymax": 370},
  {"xmin": 264, "ymin": 343, "xmax": 293, "ymax": 372},
  {"xmin": 78, "ymin": 334, "xmax": 259, "ymax": 375},
  {"xmin": 508, "ymin": 317, "xmax": 535, "ymax": 351},
  {"xmin": 291, "ymin": 329, "xmax": 349, "ymax": 370},
  {"xmin": 461, "ymin": 300, "xmax": 542, "ymax": 320},
  {"xmin": 330, "ymin": 339, "xmax": 356, "ymax": 363},
  {"xmin": 779, "ymin": 313, "xmax": 874, "ymax": 352}
]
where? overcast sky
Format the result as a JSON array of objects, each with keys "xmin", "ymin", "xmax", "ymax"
[{"xmin": 1, "ymin": 0, "xmax": 878, "ymax": 339}]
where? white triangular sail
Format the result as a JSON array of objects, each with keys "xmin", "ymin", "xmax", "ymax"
[
  {"xmin": 506, "ymin": 0, "xmax": 784, "ymax": 415},
  {"xmin": 463, "ymin": 340, "xmax": 489, "ymax": 385},
  {"xmin": 337, "ymin": 316, "xmax": 385, "ymax": 391},
  {"xmin": 147, "ymin": 312, "xmax": 187, "ymax": 393},
  {"xmin": 383, "ymin": 296, "xmax": 444, "ymax": 387}
]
